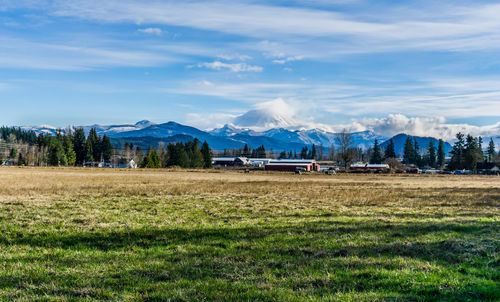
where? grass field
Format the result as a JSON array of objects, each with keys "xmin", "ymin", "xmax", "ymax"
[{"xmin": 0, "ymin": 167, "xmax": 498, "ymax": 301}]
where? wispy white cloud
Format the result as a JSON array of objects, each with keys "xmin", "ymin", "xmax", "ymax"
[
  {"xmin": 138, "ymin": 27, "xmax": 163, "ymax": 35},
  {"xmin": 0, "ymin": 37, "xmax": 177, "ymax": 70},
  {"xmin": 193, "ymin": 61, "xmax": 263, "ymax": 72},
  {"xmin": 166, "ymin": 80, "xmax": 302, "ymax": 103},
  {"xmin": 4, "ymin": 1, "xmax": 500, "ymax": 70},
  {"xmin": 46, "ymin": 0, "xmax": 500, "ymax": 54},
  {"xmin": 186, "ymin": 112, "xmax": 238, "ymax": 130},
  {"xmin": 272, "ymin": 55, "xmax": 303, "ymax": 64},
  {"xmin": 217, "ymin": 54, "xmax": 252, "ymax": 61},
  {"xmin": 167, "ymin": 77, "xmax": 500, "ymax": 121},
  {"xmin": 1, "ymin": 0, "xmax": 500, "ymax": 132}
]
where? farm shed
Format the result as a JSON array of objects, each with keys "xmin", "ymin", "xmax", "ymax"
[
  {"xmin": 265, "ymin": 159, "xmax": 320, "ymax": 172},
  {"xmin": 212, "ymin": 157, "xmax": 248, "ymax": 166},
  {"xmin": 248, "ymin": 158, "xmax": 273, "ymax": 167},
  {"xmin": 127, "ymin": 159, "xmax": 138, "ymax": 169},
  {"xmin": 350, "ymin": 163, "xmax": 390, "ymax": 172}
]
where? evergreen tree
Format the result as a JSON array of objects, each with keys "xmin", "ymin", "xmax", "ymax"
[
  {"xmin": 176, "ymin": 143, "xmax": 189, "ymax": 168},
  {"xmin": 63, "ymin": 135, "xmax": 76, "ymax": 166},
  {"xmin": 487, "ymin": 138, "xmax": 496, "ymax": 162},
  {"xmin": 73, "ymin": 128, "xmax": 86, "ymax": 165},
  {"xmin": 86, "ymin": 128, "xmax": 101, "ymax": 162},
  {"xmin": 166, "ymin": 143, "xmax": 177, "ymax": 167},
  {"xmin": 37, "ymin": 133, "xmax": 50, "ymax": 149},
  {"xmin": 384, "ymin": 139, "xmax": 396, "ymax": 159},
  {"xmin": 242, "ymin": 144, "xmax": 250, "ymax": 158},
  {"xmin": 437, "ymin": 139, "xmax": 445, "ymax": 169},
  {"xmin": 201, "ymin": 141, "xmax": 212, "ymax": 168},
  {"xmin": 85, "ymin": 139, "xmax": 94, "ymax": 162},
  {"xmin": 255, "ymin": 145, "xmax": 266, "ymax": 158},
  {"xmin": 427, "ymin": 140, "xmax": 436, "ymax": 168},
  {"xmin": 464, "ymin": 135, "xmax": 483, "ymax": 172},
  {"xmin": 300, "ymin": 146, "xmax": 308, "ymax": 159},
  {"xmin": 403, "ymin": 137, "xmax": 414, "ymax": 164},
  {"xmin": 414, "ymin": 140, "xmax": 422, "ymax": 167},
  {"xmin": 166, "ymin": 143, "xmax": 189, "ymax": 167},
  {"xmin": 279, "ymin": 151, "xmax": 287, "ymax": 159},
  {"xmin": 143, "ymin": 149, "xmax": 161, "ymax": 168},
  {"xmin": 48, "ymin": 139, "xmax": 67, "ymax": 166},
  {"xmin": 449, "ymin": 133, "xmax": 465, "ymax": 170},
  {"xmin": 311, "ymin": 144, "xmax": 317, "ymax": 160},
  {"xmin": 9, "ymin": 148, "xmax": 17, "ymax": 159},
  {"xmin": 370, "ymin": 139, "xmax": 382, "ymax": 164},
  {"xmin": 188, "ymin": 139, "xmax": 204, "ymax": 168},
  {"xmin": 101, "ymin": 135, "xmax": 113, "ymax": 162}
]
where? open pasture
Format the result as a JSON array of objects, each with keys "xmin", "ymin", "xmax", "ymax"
[{"xmin": 0, "ymin": 167, "xmax": 498, "ymax": 301}]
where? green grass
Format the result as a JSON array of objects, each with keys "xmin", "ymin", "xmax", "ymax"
[{"xmin": 0, "ymin": 168, "xmax": 498, "ymax": 301}]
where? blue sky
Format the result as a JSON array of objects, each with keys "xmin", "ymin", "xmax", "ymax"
[{"xmin": 1, "ymin": 0, "xmax": 500, "ymax": 138}]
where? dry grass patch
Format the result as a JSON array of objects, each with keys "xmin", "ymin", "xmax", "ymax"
[{"xmin": 0, "ymin": 167, "xmax": 498, "ymax": 301}]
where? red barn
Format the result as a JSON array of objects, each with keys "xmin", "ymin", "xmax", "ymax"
[{"xmin": 265, "ymin": 159, "xmax": 320, "ymax": 172}]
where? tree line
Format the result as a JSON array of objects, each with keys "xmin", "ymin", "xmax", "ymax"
[
  {"xmin": 371, "ymin": 133, "xmax": 497, "ymax": 171},
  {"xmin": 0, "ymin": 127, "xmax": 213, "ymax": 168},
  {"xmin": 216, "ymin": 144, "xmax": 267, "ymax": 158},
  {"xmin": 0, "ymin": 127, "xmax": 114, "ymax": 166},
  {"xmin": 1, "ymin": 126, "xmax": 498, "ymax": 171},
  {"xmin": 132, "ymin": 139, "xmax": 212, "ymax": 169},
  {"xmin": 400, "ymin": 137, "xmax": 446, "ymax": 168},
  {"xmin": 447, "ymin": 133, "xmax": 495, "ymax": 172},
  {"xmin": 335, "ymin": 129, "xmax": 498, "ymax": 171}
]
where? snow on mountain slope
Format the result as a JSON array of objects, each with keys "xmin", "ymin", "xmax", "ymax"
[
  {"xmin": 20, "ymin": 125, "xmax": 61, "ymax": 136},
  {"xmin": 232, "ymin": 98, "xmax": 298, "ymax": 130},
  {"xmin": 209, "ymin": 124, "xmax": 256, "ymax": 137},
  {"xmin": 82, "ymin": 120, "xmax": 156, "ymax": 135},
  {"xmin": 26, "ymin": 119, "xmax": 486, "ymax": 154},
  {"xmin": 233, "ymin": 109, "xmax": 296, "ymax": 130}
]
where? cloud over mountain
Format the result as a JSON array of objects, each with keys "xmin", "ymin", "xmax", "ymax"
[
  {"xmin": 232, "ymin": 98, "xmax": 297, "ymax": 130},
  {"xmin": 350, "ymin": 114, "xmax": 500, "ymax": 141},
  {"xmin": 205, "ymin": 99, "xmax": 500, "ymax": 143}
]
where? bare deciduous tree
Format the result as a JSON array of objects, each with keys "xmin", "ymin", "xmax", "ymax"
[{"xmin": 336, "ymin": 128, "xmax": 354, "ymax": 170}]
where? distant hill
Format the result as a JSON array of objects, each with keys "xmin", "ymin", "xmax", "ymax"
[
  {"xmin": 22, "ymin": 120, "xmax": 468, "ymax": 153},
  {"xmin": 380, "ymin": 134, "xmax": 453, "ymax": 157}
]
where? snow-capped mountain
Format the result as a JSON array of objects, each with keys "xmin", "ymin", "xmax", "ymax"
[
  {"xmin": 209, "ymin": 125, "xmax": 388, "ymax": 149},
  {"xmin": 21, "ymin": 120, "xmax": 156, "ymax": 136},
  {"xmin": 21, "ymin": 120, "xmax": 387, "ymax": 151},
  {"xmin": 233, "ymin": 109, "xmax": 296, "ymax": 130},
  {"xmin": 21, "ymin": 125, "xmax": 61, "ymax": 136},
  {"xmin": 22, "ymin": 119, "xmax": 494, "ymax": 153},
  {"xmin": 81, "ymin": 120, "xmax": 156, "ymax": 135},
  {"xmin": 209, "ymin": 124, "xmax": 256, "ymax": 137}
]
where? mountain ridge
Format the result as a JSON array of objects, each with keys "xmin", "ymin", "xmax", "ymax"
[{"xmin": 19, "ymin": 120, "xmax": 464, "ymax": 154}]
